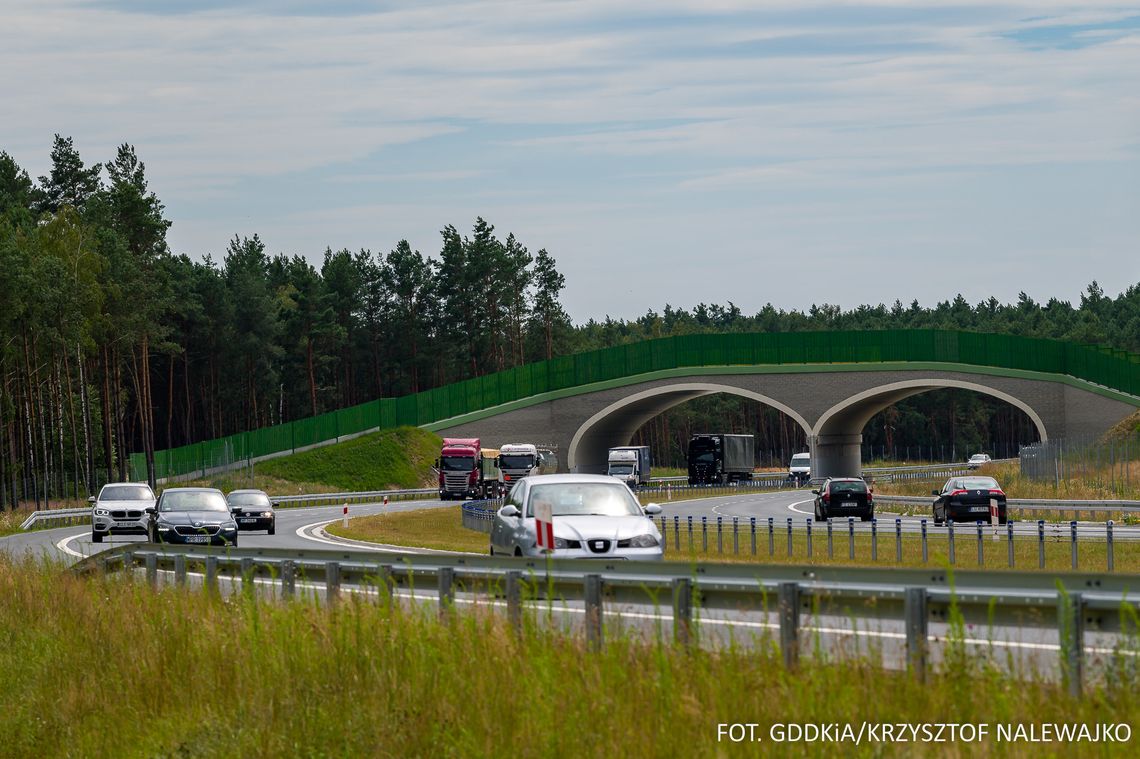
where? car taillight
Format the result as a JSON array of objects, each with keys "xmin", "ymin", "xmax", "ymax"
[
  {"xmin": 989, "ymin": 489, "xmax": 1004, "ymax": 496},
  {"xmin": 821, "ymin": 492, "xmax": 830, "ymax": 503},
  {"xmin": 949, "ymin": 489, "xmax": 968, "ymax": 497}
]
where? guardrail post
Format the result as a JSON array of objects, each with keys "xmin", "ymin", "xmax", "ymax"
[
  {"xmin": 948, "ymin": 520, "xmax": 956, "ymax": 565},
  {"xmin": 786, "ymin": 517, "xmax": 794, "ymax": 557},
  {"xmin": 1058, "ymin": 591, "xmax": 1085, "ymax": 698},
  {"xmin": 439, "ymin": 567, "xmax": 455, "ymax": 619},
  {"xmin": 659, "ymin": 515, "xmax": 666, "ymax": 536},
  {"xmin": 174, "ymin": 555, "xmax": 187, "ymax": 587},
  {"xmin": 827, "ymin": 518, "xmax": 834, "ymax": 559},
  {"xmin": 1107, "ymin": 521, "xmax": 1114, "ymax": 572},
  {"xmin": 702, "ymin": 516, "xmax": 708, "ymax": 552},
  {"xmin": 870, "ymin": 518, "xmax": 878, "ymax": 562},
  {"xmin": 282, "ymin": 560, "xmax": 296, "ymax": 599},
  {"xmin": 732, "ymin": 517, "xmax": 739, "ymax": 554},
  {"xmin": 805, "ymin": 518, "xmax": 813, "ymax": 559},
  {"xmin": 145, "ymin": 553, "xmax": 157, "ymax": 588},
  {"xmin": 326, "ymin": 561, "xmax": 341, "ymax": 604},
  {"xmin": 778, "ymin": 582, "xmax": 800, "ymax": 669},
  {"xmin": 672, "ymin": 577, "xmax": 693, "ymax": 647},
  {"xmin": 506, "ymin": 570, "xmax": 523, "ymax": 636},
  {"xmin": 768, "ymin": 517, "xmax": 774, "ymax": 556},
  {"xmin": 673, "ymin": 516, "xmax": 681, "ymax": 550},
  {"xmin": 584, "ymin": 574, "xmax": 604, "ymax": 651},
  {"xmin": 921, "ymin": 519, "xmax": 928, "ymax": 564},
  {"xmin": 716, "ymin": 516, "xmax": 723, "ymax": 554},
  {"xmin": 687, "ymin": 516, "xmax": 693, "ymax": 550},
  {"xmin": 904, "ymin": 586, "xmax": 928, "ymax": 683},
  {"xmin": 1070, "ymin": 521, "xmax": 1078, "ymax": 571},
  {"xmin": 848, "ymin": 517, "xmax": 855, "ymax": 560},
  {"xmin": 895, "ymin": 518, "xmax": 902, "ymax": 563},
  {"xmin": 1038, "ymin": 520, "xmax": 1046, "ymax": 569},
  {"xmin": 750, "ymin": 517, "xmax": 756, "ymax": 556},
  {"xmin": 1007, "ymin": 521, "xmax": 1015, "ymax": 568},
  {"xmin": 241, "ymin": 557, "xmax": 255, "ymax": 595},
  {"xmin": 376, "ymin": 565, "xmax": 394, "ymax": 604},
  {"xmin": 205, "ymin": 556, "xmax": 219, "ymax": 594},
  {"xmin": 976, "ymin": 521, "xmax": 985, "ymax": 567}
]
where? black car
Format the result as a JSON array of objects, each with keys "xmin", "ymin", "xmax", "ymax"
[
  {"xmin": 147, "ymin": 487, "xmax": 239, "ymax": 546},
  {"xmin": 813, "ymin": 477, "xmax": 874, "ymax": 522},
  {"xmin": 932, "ymin": 476, "xmax": 1007, "ymax": 525},
  {"xmin": 227, "ymin": 489, "xmax": 277, "ymax": 534}
]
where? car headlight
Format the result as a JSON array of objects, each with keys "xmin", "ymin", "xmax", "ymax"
[
  {"xmin": 223, "ymin": 522, "xmax": 237, "ymax": 531},
  {"xmin": 627, "ymin": 534, "xmax": 659, "ymax": 548},
  {"xmin": 261, "ymin": 511, "xmax": 273, "ymax": 518},
  {"xmin": 157, "ymin": 526, "xmax": 171, "ymax": 532},
  {"xmin": 553, "ymin": 537, "xmax": 569, "ymax": 549},
  {"xmin": 94, "ymin": 508, "xmax": 109, "ymax": 516}
]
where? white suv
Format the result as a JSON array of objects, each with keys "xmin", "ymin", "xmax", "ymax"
[{"xmin": 90, "ymin": 482, "xmax": 157, "ymax": 543}]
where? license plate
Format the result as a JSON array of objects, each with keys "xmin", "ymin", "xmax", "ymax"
[
  {"xmin": 842, "ymin": 501, "xmax": 857, "ymax": 508},
  {"xmin": 239, "ymin": 518, "xmax": 257, "ymax": 523},
  {"xmin": 971, "ymin": 506, "xmax": 989, "ymax": 512},
  {"xmin": 184, "ymin": 535, "xmax": 209, "ymax": 543},
  {"xmin": 116, "ymin": 520, "xmax": 136, "ymax": 526}
]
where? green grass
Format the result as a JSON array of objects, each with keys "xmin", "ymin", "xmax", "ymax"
[
  {"xmin": 332, "ymin": 505, "xmax": 1140, "ymax": 573},
  {"xmin": 213, "ymin": 425, "xmax": 442, "ymax": 493},
  {"xmin": 2, "ymin": 555, "xmax": 1139, "ymax": 757}
]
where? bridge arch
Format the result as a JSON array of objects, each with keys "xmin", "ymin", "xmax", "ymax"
[
  {"xmin": 811, "ymin": 378, "xmax": 1049, "ymax": 477},
  {"xmin": 567, "ymin": 382, "xmax": 812, "ymax": 473}
]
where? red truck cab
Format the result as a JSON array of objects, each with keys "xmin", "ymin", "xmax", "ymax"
[{"xmin": 438, "ymin": 438, "xmax": 482, "ymax": 500}]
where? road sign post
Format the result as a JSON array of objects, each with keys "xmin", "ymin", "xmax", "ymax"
[{"xmin": 535, "ymin": 500, "xmax": 554, "ymax": 553}]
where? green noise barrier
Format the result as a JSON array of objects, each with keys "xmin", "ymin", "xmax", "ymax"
[{"xmin": 131, "ymin": 329, "xmax": 1140, "ymax": 481}]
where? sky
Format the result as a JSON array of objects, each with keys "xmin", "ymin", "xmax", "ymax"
[{"xmin": 2, "ymin": 0, "xmax": 1138, "ymax": 322}]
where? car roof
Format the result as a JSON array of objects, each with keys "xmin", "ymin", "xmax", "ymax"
[
  {"xmin": 228, "ymin": 489, "xmax": 268, "ymax": 495},
  {"xmin": 522, "ymin": 473, "xmax": 627, "ymax": 486},
  {"xmin": 825, "ymin": 477, "xmax": 864, "ymax": 482},
  {"xmin": 160, "ymin": 487, "xmax": 224, "ymax": 494}
]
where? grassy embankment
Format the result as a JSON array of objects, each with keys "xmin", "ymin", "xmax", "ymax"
[
  {"xmin": 1, "ymin": 555, "xmax": 1137, "ymax": 757},
  {"xmin": 328, "ymin": 505, "xmax": 1140, "ymax": 573}
]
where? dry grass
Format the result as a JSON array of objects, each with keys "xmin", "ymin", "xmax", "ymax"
[{"xmin": 2, "ymin": 555, "xmax": 1138, "ymax": 757}]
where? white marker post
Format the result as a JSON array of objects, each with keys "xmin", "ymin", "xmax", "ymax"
[
  {"xmin": 343, "ymin": 502, "xmax": 349, "ymax": 529},
  {"xmin": 535, "ymin": 500, "xmax": 554, "ymax": 553},
  {"xmin": 990, "ymin": 497, "xmax": 999, "ymax": 541}
]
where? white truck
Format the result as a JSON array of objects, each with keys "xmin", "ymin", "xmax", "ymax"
[
  {"xmin": 607, "ymin": 446, "xmax": 651, "ymax": 488},
  {"xmin": 497, "ymin": 443, "xmax": 545, "ymax": 490},
  {"xmin": 788, "ymin": 452, "xmax": 811, "ymax": 486}
]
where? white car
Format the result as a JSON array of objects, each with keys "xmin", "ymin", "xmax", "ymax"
[
  {"xmin": 966, "ymin": 453, "xmax": 991, "ymax": 469},
  {"xmin": 90, "ymin": 482, "xmax": 156, "ymax": 543},
  {"xmin": 490, "ymin": 474, "xmax": 664, "ymax": 560}
]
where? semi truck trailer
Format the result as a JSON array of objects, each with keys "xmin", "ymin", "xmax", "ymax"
[{"xmin": 687, "ymin": 434, "xmax": 754, "ymax": 485}]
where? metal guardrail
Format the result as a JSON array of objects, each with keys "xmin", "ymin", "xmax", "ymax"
[
  {"xmin": 461, "ymin": 500, "xmax": 500, "ymax": 533},
  {"xmin": 272, "ymin": 488, "xmax": 436, "ymax": 508},
  {"xmin": 20, "ymin": 507, "xmax": 92, "ymax": 531},
  {"xmin": 75, "ymin": 543, "xmax": 1140, "ymax": 696},
  {"xmin": 875, "ymin": 495, "xmax": 1140, "ymax": 514}
]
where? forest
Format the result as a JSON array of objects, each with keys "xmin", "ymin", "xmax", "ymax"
[{"xmin": 3, "ymin": 136, "xmax": 1139, "ymax": 505}]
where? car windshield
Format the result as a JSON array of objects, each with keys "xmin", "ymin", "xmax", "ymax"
[
  {"xmin": 440, "ymin": 456, "xmax": 473, "ymax": 471},
  {"xmin": 970, "ymin": 454, "xmax": 987, "ymax": 461},
  {"xmin": 228, "ymin": 493, "xmax": 271, "ymax": 507},
  {"xmin": 956, "ymin": 477, "xmax": 999, "ymax": 490},
  {"xmin": 100, "ymin": 485, "xmax": 154, "ymax": 501},
  {"xmin": 527, "ymin": 483, "xmax": 643, "ymax": 518},
  {"xmin": 160, "ymin": 491, "xmax": 229, "ymax": 512},
  {"xmin": 830, "ymin": 480, "xmax": 866, "ymax": 494},
  {"xmin": 608, "ymin": 464, "xmax": 634, "ymax": 475},
  {"xmin": 791, "ymin": 454, "xmax": 810, "ymax": 465},
  {"xmin": 500, "ymin": 455, "xmax": 535, "ymax": 469}
]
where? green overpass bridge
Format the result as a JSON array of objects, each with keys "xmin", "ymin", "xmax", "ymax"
[{"xmin": 133, "ymin": 330, "xmax": 1140, "ymax": 482}]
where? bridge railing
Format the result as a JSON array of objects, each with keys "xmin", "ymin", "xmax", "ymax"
[{"xmin": 75, "ymin": 543, "xmax": 1139, "ymax": 695}]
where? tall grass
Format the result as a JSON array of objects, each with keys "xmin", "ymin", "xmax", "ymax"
[{"xmin": 1, "ymin": 555, "xmax": 1137, "ymax": 757}]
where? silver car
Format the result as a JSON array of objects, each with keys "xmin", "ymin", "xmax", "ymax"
[
  {"xmin": 490, "ymin": 474, "xmax": 664, "ymax": 560},
  {"xmin": 90, "ymin": 482, "xmax": 157, "ymax": 543}
]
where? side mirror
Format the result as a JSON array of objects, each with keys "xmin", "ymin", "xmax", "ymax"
[
  {"xmin": 145, "ymin": 507, "xmax": 157, "ymax": 515},
  {"xmin": 494, "ymin": 457, "xmax": 500, "ymax": 467},
  {"xmin": 644, "ymin": 503, "xmax": 662, "ymax": 515},
  {"xmin": 931, "ymin": 490, "xmax": 940, "ymax": 496},
  {"xmin": 811, "ymin": 489, "xmax": 819, "ymax": 495},
  {"xmin": 271, "ymin": 502, "xmax": 279, "ymax": 509},
  {"xmin": 87, "ymin": 495, "xmax": 96, "ymax": 504},
  {"xmin": 434, "ymin": 458, "xmax": 440, "ymax": 469},
  {"xmin": 231, "ymin": 506, "xmax": 241, "ymax": 514},
  {"xmin": 500, "ymin": 505, "xmax": 520, "ymax": 518}
]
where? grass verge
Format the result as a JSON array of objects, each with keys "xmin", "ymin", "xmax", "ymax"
[{"xmin": 2, "ymin": 555, "xmax": 1138, "ymax": 757}]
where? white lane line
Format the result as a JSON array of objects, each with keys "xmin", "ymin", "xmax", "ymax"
[
  {"xmin": 787, "ymin": 498, "xmax": 814, "ymax": 515},
  {"xmin": 56, "ymin": 532, "xmax": 89, "ymax": 559},
  {"xmin": 295, "ymin": 518, "xmax": 390, "ymax": 551}
]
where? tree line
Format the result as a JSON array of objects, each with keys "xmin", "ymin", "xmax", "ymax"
[{"xmin": 3, "ymin": 136, "xmax": 1138, "ymax": 506}]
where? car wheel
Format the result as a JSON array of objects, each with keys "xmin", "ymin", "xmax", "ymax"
[
  {"xmin": 231, "ymin": 535, "xmax": 238, "ymax": 548},
  {"xmin": 268, "ymin": 522, "xmax": 275, "ymax": 535},
  {"xmin": 514, "ymin": 546, "xmax": 523, "ymax": 557},
  {"xmin": 91, "ymin": 530, "xmax": 103, "ymax": 543}
]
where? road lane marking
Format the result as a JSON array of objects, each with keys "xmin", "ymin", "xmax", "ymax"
[
  {"xmin": 787, "ymin": 498, "xmax": 814, "ymax": 515},
  {"xmin": 56, "ymin": 532, "xmax": 89, "ymax": 559}
]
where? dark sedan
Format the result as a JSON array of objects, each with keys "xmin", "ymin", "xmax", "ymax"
[
  {"xmin": 932, "ymin": 476, "xmax": 1007, "ymax": 525},
  {"xmin": 147, "ymin": 487, "xmax": 239, "ymax": 546},
  {"xmin": 227, "ymin": 489, "xmax": 277, "ymax": 534},
  {"xmin": 813, "ymin": 477, "xmax": 874, "ymax": 522}
]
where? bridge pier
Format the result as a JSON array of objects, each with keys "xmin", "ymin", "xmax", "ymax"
[{"xmin": 812, "ymin": 433, "xmax": 863, "ymax": 480}]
